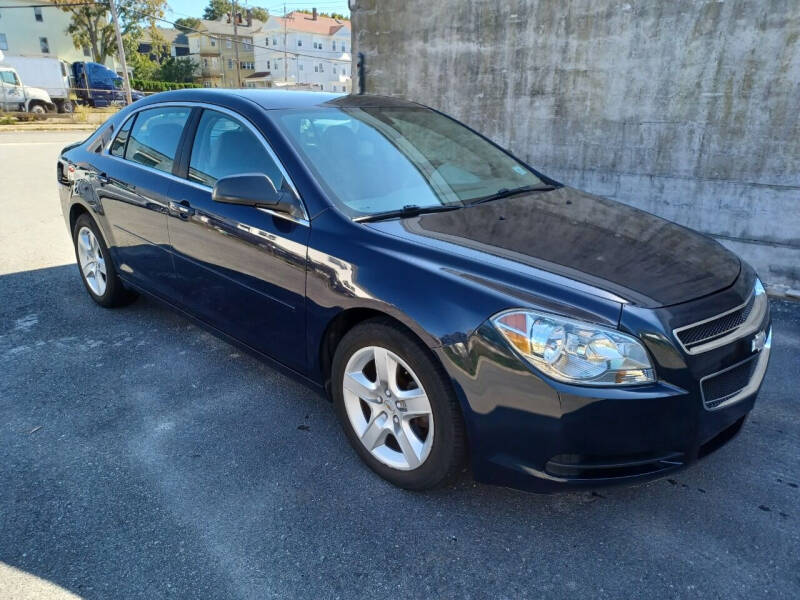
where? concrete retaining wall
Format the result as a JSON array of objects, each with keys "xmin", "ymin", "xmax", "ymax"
[{"xmin": 351, "ymin": 0, "xmax": 800, "ymax": 292}]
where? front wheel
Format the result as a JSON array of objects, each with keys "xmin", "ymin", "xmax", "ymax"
[
  {"xmin": 29, "ymin": 103, "xmax": 47, "ymax": 114},
  {"xmin": 332, "ymin": 319, "xmax": 466, "ymax": 490}
]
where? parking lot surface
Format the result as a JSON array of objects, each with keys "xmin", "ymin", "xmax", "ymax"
[{"xmin": 1, "ymin": 131, "xmax": 799, "ymax": 599}]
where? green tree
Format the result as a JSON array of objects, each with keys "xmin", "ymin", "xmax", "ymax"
[
  {"xmin": 203, "ymin": 1, "xmax": 268, "ymax": 22},
  {"xmin": 174, "ymin": 17, "xmax": 201, "ymax": 33},
  {"xmin": 157, "ymin": 57, "xmax": 198, "ymax": 83},
  {"xmin": 294, "ymin": 9, "xmax": 349, "ymax": 20},
  {"xmin": 123, "ymin": 34, "xmax": 160, "ymax": 79},
  {"xmin": 54, "ymin": 0, "xmax": 168, "ymax": 65},
  {"xmin": 250, "ymin": 7, "xmax": 269, "ymax": 21}
]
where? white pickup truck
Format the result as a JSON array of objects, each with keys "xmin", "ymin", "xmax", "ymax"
[{"xmin": 0, "ymin": 63, "xmax": 57, "ymax": 114}]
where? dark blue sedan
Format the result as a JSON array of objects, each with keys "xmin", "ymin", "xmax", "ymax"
[{"xmin": 58, "ymin": 90, "xmax": 772, "ymax": 492}]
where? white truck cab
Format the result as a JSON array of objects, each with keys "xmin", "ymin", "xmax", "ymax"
[{"xmin": 0, "ymin": 65, "xmax": 56, "ymax": 113}]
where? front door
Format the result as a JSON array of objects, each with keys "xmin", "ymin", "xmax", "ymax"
[
  {"xmin": 0, "ymin": 70, "xmax": 24, "ymax": 111},
  {"xmin": 167, "ymin": 108, "xmax": 309, "ymax": 371}
]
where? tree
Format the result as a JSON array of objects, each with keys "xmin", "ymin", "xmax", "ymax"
[
  {"xmin": 123, "ymin": 34, "xmax": 160, "ymax": 79},
  {"xmin": 203, "ymin": 1, "xmax": 268, "ymax": 22},
  {"xmin": 174, "ymin": 17, "xmax": 201, "ymax": 33},
  {"xmin": 54, "ymin": 0, "xmax": 168, "ymax": 65},
  {"xmin": 251, "ymin": 7, "xmax": 269, "ymax": 22},
  {"xmin": 157, "ymin": 57, "xmax": 198, "ymax": 83},
  {"xmin": 294, "ymin": 9, "xmax": 349, "ymax": 20}
]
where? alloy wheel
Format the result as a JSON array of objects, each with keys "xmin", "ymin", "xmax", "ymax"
[
  {"xmin": 76, "ymin": 226, "xmax": 107, "ymax": 296},
  {"xmin": 342, "ymin": 346, "xmax": 435, "ymax": 470}
]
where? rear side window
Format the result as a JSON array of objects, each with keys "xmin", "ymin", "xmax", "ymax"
[
  {"xmin": 188, "ymin": 109, "xmax": 284, "ymax": 189},
  {"xmin": 125, "ymin": 106, "xmax": 190, "ymax": 173},
  {"xmin": 110, "ymin": 115, "xmax": 134, "ymax": 157}
]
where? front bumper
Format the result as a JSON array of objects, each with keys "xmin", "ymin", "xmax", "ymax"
[{"xmin": 436, "ymin": 284, "xmax": 772, "ymax": 493}]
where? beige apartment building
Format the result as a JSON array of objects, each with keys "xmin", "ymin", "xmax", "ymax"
[{"xmin": 187, "ymin": 14, "xmax": 263, "ymax": 87}]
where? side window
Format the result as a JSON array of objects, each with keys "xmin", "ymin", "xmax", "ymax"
[
  {"xmin": 188, "ymin": 109, "xmax": 285, "ymax": 190},
  {"xmin": 1, "ymin": 71, "xmax": 20, "ymax": 86},
  {"xmin": 110, "ymin": 115, "xmax": 135, "ymax": 157},
  {"xmin": 124, "ymin": 106, "xmax": 190, "ymax": 173}
]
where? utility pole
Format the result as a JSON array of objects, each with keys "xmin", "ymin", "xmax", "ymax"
[
  {"xmin": 283, "ymin": 2, "xmax": 288, "ymax": 84},
  {"xmin": 232, "ymin": 0, "xmax": 241, "ymax": 88},
  {"xmin": 108, "ymin": 0, "xmax": 132, "ymax": 104}
]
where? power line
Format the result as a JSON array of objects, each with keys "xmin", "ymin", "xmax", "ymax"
[{"xmin": 0, "ymin": 2, "xmax": 101, "ymax": 7}]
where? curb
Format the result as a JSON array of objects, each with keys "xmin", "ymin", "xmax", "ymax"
[{"xmin": 0, "ymin": 125, "xmax": 97, "ymax": 132}]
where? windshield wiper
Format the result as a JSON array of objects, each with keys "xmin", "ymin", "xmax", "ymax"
[
  {"xmin": 470, "ymin": 184, "xmax": 557, "ymax": 206},
  {"xmin": 354, "ymin": 204, "xmax": 462, "ymax": 223}
]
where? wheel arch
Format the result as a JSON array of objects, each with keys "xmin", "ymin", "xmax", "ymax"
[
  {"xmin": 68, "ymin": 200, "xmax": 113, "ymax": 247},
  {"xmin": 317, "ymin": 307, "xmax": 440, "ymax": 400},
  {"xmin": 68, "ymin": 202, "xmax": 90, "ymax": 234},
  {"xmin": 27, "ymin": 99, "xmax": 51, "ymax": 113}
]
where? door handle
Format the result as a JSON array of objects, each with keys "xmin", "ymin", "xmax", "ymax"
[
  {"xmin": 169, "ymin": 200, "xmax": 194, "ymax": 219},
  {"xmin": 98, "ymin": 173, "xmax": 135, "ymax": 192}
]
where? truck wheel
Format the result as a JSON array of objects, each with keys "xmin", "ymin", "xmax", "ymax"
[
  {"xmin": 59, "ymin": 100, "xmax": 75, "ymax": 114},
  {"xmin": 29, "ymin": 103, "xmax": 47, "ymax": 115}
]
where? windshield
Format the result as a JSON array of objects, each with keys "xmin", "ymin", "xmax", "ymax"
[{"xmin": 274, "ymin": 107, "xmax": 545, "ymax": 217}]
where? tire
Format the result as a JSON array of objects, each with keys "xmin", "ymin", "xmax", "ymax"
[
  {"xmin": 29, "ymin": 103, "xmax": 47, "ymax": 114},
  {"xmin": 332, "ymin": 318, "xmax": 467, "ymax": 490},
  {"xmin": 59, "ymin": 100, "xmax": 75, "ymax": 114},
  {"xmin": 72, "ymin": 213, "xmax": 137, "ymax": 308}
]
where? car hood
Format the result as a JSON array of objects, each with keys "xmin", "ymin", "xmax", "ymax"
[{"xmin": 365, "ymin": 186, "xmax": 741, "ymax": 308}]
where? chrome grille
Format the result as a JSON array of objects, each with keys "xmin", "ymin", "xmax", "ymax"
[
  {"xmin": 676, "ymin": 294, "xmax": 755, "ymax": 350},
  {"xmin": 701, "ymin": 355, "xmax": 759, "ymax": 410}
]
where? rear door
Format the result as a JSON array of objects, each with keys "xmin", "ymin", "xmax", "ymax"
[
  {"xmin": 166, "ymin": 107, "xmax": 310, "ymax": 371},
  {"xmin": 93, "ymin": 105, "xmax": 192, "ymax": 299}
]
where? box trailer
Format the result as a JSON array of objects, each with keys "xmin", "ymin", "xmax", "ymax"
[
  {"xmin": 0, "ymin": 55, "xmax": 145, "ymax": 112},
  {"xmin": 0, "ymin": 55, "xmax": 74, "ymax": 112}
]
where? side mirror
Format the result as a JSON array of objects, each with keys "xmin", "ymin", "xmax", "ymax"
[{"xmin": 212, "ymin": 173, "xmax": 300, "ymax": 218}]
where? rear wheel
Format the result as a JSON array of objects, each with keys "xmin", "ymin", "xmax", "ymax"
[
  {"xmin": 332, "ymin": 319, "xmax": 466, "ymax": 490},
  {"xmin": 59, "ymin": 100, "xmax": 75, "ymax": 114},
  {"xmin": 72, "ymin": 213, "xmax": 137, "ymax": 307}
]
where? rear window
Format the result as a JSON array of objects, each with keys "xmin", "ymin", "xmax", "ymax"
[
  {"xmin": 109, "ymin": 116, "xmax": 133, "ymax": 156},
  {"xmin": 124, "ymin": 107, "xmax": 190, "ymax": 174}
]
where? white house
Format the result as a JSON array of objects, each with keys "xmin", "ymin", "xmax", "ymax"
[
  {"xmin": 251, "ymin": 10, "xmax": 351, "ymax": 92},
  {"xmin": 0, "ymin": 0, "xmax": 98, "ymax": 63}
]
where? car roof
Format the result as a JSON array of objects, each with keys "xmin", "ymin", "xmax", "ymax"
[{"xmin": 135, "ymin": 88, "xmax": 424, "ymax": 111}]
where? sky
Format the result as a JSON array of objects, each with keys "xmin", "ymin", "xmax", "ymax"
[{"xmin": 164, "ymin": 0, "xmax": 352, "ymax": 23}]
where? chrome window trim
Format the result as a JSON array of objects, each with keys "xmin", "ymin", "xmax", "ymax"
[
  {"xmin": 102, "ymin": 101, "xmax": 309, "ymax": 225},
  {"xmin": 672, "ymin": 285, "xmax": 767, "ymax": 355},
  {"xmin": 699, "ymin": 327, "xmax": 772, "ymax": 411}
]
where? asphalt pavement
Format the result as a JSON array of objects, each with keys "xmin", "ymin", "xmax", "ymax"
[{"xmin": 1, "ymin": 131, "xmax": 799, "ymax": 599}]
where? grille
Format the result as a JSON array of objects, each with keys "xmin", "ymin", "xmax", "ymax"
[
  {"xmin": 701, "ymin": 356, "xmax": 758, "ymax": 410},
  {"xmin": 676, "ymin": 294, "xmax": 755, "ymax": 350}
]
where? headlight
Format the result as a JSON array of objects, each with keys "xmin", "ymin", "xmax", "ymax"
[{"xmin": 491, "ymin": 309, "xmax": 655, "ymax": 386}]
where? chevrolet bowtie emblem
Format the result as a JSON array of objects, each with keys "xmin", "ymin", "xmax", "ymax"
[{"xmin": 752, "ymin": 330, "xmax": 767, "ymax": 353}]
